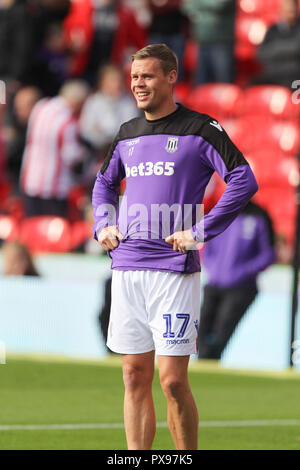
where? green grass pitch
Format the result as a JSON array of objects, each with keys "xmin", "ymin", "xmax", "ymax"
[{"xmin": 1, "ymin": 356, "xmax": 300, "ymax": 450}]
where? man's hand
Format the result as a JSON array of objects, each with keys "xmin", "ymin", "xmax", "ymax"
[
  {"xmin": 165, "ymin": 229, "xmax": 196, "ymax": 253},
  {"xmin": 98, "ymin": 226, "xmax": 123, "ymax": 251}
]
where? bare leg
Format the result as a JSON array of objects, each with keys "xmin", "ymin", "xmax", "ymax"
[
  {"xmin": 158, "ymin": 355, "xmax": 198, "ymax": 450},
  {"xmin": 122, "ymin": 351, "xmax": 156, "ymax": 450}
]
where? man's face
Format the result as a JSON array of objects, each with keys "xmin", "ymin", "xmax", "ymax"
[
  {"xmin": 281, "ymin": 0, "xmax": 298, "ymax": 23},
  {"xmin": 131, "ymin": 58, "xmax": 176, "ymax": 114}
]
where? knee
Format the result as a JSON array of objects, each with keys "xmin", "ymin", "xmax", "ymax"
[
  {"xmin": 123, "ymin": 364, "xmax": 153, "ymax": 393},
  {"xmin": 160, "ymin": 376, "xmax": 186, "ymax": 401}
]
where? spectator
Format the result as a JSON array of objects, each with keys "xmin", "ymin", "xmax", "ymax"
[
  {"xmin": 255, "ymin": 0, "xmax": 300, "ymax": 88},
  {"xmin": 20, "ymin": 80, "xmax": 90, "ymax": 218},
  {"xmin": 182, "ymin": 0, "xmax": 236, "ymax": 84},
  {"xmin": 3, "ymin": 86, "xmax": 42, "ymax": 191},
  {"xmin": 198, "ymin": 200, "xmax": 276, "ymax": 360},
  {"xmin": 147, "ymin": 0, "xmax": 189, "ymax": 81},
  {"xmin": 2, "ymin": 241, "xmax": 39, "ymax": 276},
  {"xmin": 30, "ymin": 22, "xmax": 69, "ymax": 97},
  {"xmin": 64, "ymin": 0, "xmax": 147, "ymax": 82},
  {"xmin": 0, "ymin": 0, "xmax": 33, "ymax": 93},
  {"xmin": 27, "ymin": 0, "xmax": 71, "ymax": 46},
  {"xmin": 80, "ymin": 64, "xmax": 138, "ymax": 164}
]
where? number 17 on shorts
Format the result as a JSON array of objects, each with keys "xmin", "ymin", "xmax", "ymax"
[
  {"xmin": 156, "ymin": 312, "xmax": 199, "ymax": 355},
  {"xmin": 163, "ymin": 313, "xmax": 190, "ymax": 339}
]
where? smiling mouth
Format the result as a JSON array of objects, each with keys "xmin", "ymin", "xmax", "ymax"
[{"xmin": 136, "ymin": 92, "xmax": 150, "ymax": 100}]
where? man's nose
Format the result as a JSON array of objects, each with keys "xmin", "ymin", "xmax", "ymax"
[{"xmin": 135, "ymin": 77, "xmax": 145, "ymax": 87}]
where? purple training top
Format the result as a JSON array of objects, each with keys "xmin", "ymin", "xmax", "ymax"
[{"xmin": 92, "ymin": 104, "xmax": 258, "ymax": 273}]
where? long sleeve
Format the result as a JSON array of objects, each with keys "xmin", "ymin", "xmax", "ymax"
[
  {"xmin": 191, "ymin": 119, "xmax": 258, "ymax": 242},
  {"xmin": 92, "ymin": 133, "xmax": 125, "ymax": 239}
]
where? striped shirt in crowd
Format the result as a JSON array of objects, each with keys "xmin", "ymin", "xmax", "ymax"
[{"xmin": 21, "ymin": 97, "xmax": 86, "ymax": 200}]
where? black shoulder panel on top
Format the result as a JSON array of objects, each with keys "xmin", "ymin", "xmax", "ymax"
[
  {"xmin": 198, "ymin": 117, "xmax": 249, "ymax": 172},
  {"xmin": 118, "ymin": 116, "xmax": 148, "ymax": 141},
  {"xmin": 100, "ymin": 133, "xmax": 120, "ymax": 175}
]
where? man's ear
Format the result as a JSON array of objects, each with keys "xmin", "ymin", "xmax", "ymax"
[{"xmin": 168, "ymin": 69, "xmax": 178, "ymax": 86}]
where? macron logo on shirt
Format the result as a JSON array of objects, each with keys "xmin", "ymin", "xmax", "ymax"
[{"xmin": 210, "ymin": 120, "xmax": 223, "ymax": 132}]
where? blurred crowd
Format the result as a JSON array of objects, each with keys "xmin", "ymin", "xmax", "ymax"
[{"xmin": 0, "ymin": 0, "xmax": 299, "ymax": 262}]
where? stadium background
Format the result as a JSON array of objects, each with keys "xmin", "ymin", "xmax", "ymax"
[{"xmin": 1, "ymin": 0, "xmax": 300, "ymax": 450}]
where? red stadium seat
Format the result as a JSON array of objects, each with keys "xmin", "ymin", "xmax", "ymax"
[
  {"xmin": 241, "ymin": 117, "xmax": 300, "ymax": 155},
  {"xmin": 0, "ymin": 215, "xmax": 19, "ymax": 242},
  {"xmin": 237, "ymin": 0, "xmax": 281, "ymax": 25},
  {"xmin": 203, "ymin": 173, "xmax": 225, "ymax": 213},
  {"xmin": 19, "ymin": 216, "xmax": 72, "ymax": 253},
  {"xmin": 71, "ymin": 220, "xmax": 93, "ymax": 250},
  {"xmin": 235, "ymin": 16, "xmax": 268, "ymax": 61},
  {"xmin": 254, "ymin": 185, "xmax": 296, "ymax": 245},
  {"xmin": 186, "ymin": 84, "xmax": 243, "ymax": 120},
  {"xmin": 275, "ymin": 220, "xmax": 295, "ymax": 246},
  {"xmin": 237, "ymin": 0, "xmax": 266, "ymax": 17},
  {"xmin": 0, "ymin": 181, "xmax": 13, "ymax": 211},
  {"xmin": 255, "ymin": 185, "xmax": 296, "ymax": 209},
  {"xmin": 68, "ymin": 185, "xmax": 88, "ymax": 222},
  {"xmin": 182, "ymin": 39, "xmax": 198, "ymax": 76},
  {"xmin": 246, "ymin": 152, "xmax": 299, "ymax": 187},
  {"xmin": 174, "ymin": 82, "xmax": 191, "ymax": 106},
  {"xmin": 242, "ymin": 86, "xmax": 298, "ymax": 120},
  {"xmin": 221, "ymin": 118, "xmax": 249, "ymax": 153},
  {"xmin": 0, "ymin": 195, "xmax": 25, "ymax": 222},
  {"xmin": 260, "ymin": 0, "xmax": 281, "ymax": 25}
]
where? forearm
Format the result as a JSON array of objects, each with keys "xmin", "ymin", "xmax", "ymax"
[{"xmin": 92, "ymin": 173, "xmax": 119, "ymax": 239}]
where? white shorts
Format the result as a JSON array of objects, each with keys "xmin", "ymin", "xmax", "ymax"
[{"xmin": 107, "ymin": 270, "xmax": 201, "ymax": 356}]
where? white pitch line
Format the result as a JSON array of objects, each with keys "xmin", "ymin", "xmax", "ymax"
[
  {"xmin": 198, "ymin": 419, "xmax": 300, "ymax": 428},
  {"xmin": 1, "ymin": 419, "xmax": 300, "ymax": 431}
]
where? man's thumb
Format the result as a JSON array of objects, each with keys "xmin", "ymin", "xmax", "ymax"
[{"xmin": 165, "ymin": 234, "xmax": 174, "ymax": 244}]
